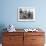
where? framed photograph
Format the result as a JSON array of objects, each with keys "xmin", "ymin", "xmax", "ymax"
[{"xmin": 18, "ymin": 7, "xmax": 35, "ymax": 21}]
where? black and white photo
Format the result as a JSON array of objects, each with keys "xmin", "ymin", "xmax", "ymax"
[{"xmin": 18, "ymin": 7, "xmax": 35, "ymax": 21}]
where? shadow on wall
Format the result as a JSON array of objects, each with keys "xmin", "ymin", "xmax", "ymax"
[{"xmin": 0, "ymin": 24, "xmax": 7, "ymax": 43}]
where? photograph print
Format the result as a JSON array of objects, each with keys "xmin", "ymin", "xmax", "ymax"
[{"xmin": 18, "ymin": 7, "xmax": 35, "ymax": 21}]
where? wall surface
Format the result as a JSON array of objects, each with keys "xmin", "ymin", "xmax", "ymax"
[{"xmin": 0, "ymin": 0, "xmax": 46, "ymax": 31}]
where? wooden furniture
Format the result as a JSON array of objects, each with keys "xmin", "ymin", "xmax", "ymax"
[
  {"xmin": 2, "ymin": 32, "xmax": 24, "ymax": 46},
  {"xmin": 24, "ymin": 32, "xmax": 45, "ymax": 46},
  {"xmin": 2, "ymin": 30, "xmax": 45, "ymax": 46}
]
